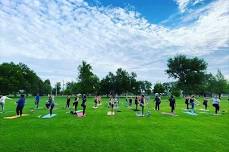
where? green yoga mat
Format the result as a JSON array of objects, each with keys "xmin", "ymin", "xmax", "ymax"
[{"xmin": 41, "ymin": 114, "xmax": 56, "ymax": 119}]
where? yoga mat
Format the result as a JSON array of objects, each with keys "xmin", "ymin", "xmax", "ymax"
[
  {"xmin": 41, "ymin": 114, "xmax": 56, "ymax": 119},
  {"xmin": 213, "ymin": 113, "xmax": 222, "ymax": 116},
  {"xmin": 136, "ymin": 112, "xmax": 144, "ymax": 117},
  {"xmin": 4, "ymin": 114, "xmax": 29, "ymax": 119},
  {"xmin": 76, "ymin": 112, "xmax": 84, "ymax": 117},
  {"xmin": 76, "ymin": 110, "xmax": 83, "ymax": 113},
  {"xmin": 199, "ymin": 109, "xmax": 209, "ymax": 112},
  {"xmin": 184, "ymin": 111, "xmax": 198, "ymax": 116},
  {"xmin": 161, "ymin": 112, "xmax": 178, "ymax": 116},
  {"xmin": 107, "ymin": 111, "xmax": 115, "ymax": 116}
]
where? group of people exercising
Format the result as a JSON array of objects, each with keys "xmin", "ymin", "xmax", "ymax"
[
  {"xmin": 184, "ymin": 95, "xmax": 221, "ymax": 114},
  {"xmin": 0, "ymin": 93, "xmax": 223, "ymax": 118}
]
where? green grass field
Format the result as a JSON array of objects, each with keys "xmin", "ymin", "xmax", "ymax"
[{"xmin": 0, "ymin": 96, "xmax": 229, "ymax": 152}]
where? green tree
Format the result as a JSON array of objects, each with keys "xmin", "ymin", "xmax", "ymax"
[
  {"xmin": 42, "ymin": 79, "xmax": 52, "ymax": 95},
  {"xmin": 52, "ymin": 82, "xmax": 61, "ymax": 95},
  {"xmin": 208, "ymin": 70, "xmax": 228, "ymax": 98},
  {"xmin": 166, "ymin": 55, "xmax": 207, "ymax": 94},
  {"xmin": 77, "ymin": 61, "xmax": 99, "ymax": 94},
  {"xmin": 0, "ymin": 62, "xmax": 44, "ymax": 95},
  {"xmin": 153, "ymin": 82, "xmax": 165, "ymax": 94}
]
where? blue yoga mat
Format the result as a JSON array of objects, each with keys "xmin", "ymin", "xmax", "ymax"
[
  {"xmin": 41, "ymin": 114, "xmax": 56, "ymax": 119},
  {"xmin": 184, "ymin": 111, "xmax": 198, "ymax": 116}
]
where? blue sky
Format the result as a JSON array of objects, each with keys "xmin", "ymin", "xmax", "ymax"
[
  {"xmin": 86, "ymin": 0, "xmax": 178, "ymax": 23},
  {"xmin": 0, "ymin": 0, "xmax": 228, "ymax": 86}
]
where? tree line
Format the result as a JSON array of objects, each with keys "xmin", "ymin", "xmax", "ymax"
[
  {"xmin": 62, "ymin": 61, "xmax": 152, "ymax": 96},
  {"xmin": 0, "ymin": 55, "xmax": 229, "ymax": 97},
  {"xmin": 0, "ymin": 62, "xmax": 51, "ymax": 96}
]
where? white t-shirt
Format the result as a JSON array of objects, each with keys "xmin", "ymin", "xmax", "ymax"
[
  {"xmin": 0, "ymin": 96, "xmax": 11, "ymax": 104},
  {"xmin": 212, "ymin": 98, "xmax": 220, "ymax": 105}
]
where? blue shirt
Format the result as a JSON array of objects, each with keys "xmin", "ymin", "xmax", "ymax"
[
  {"xmin": 35, "ymin": 95, "xmax": 40, "ymax": 101},
  {"xmin": 17, "ymin": 97, "xmax": 25, "ymax": 107}
]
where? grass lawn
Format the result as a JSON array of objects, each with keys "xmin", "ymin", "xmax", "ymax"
[{"xmin": 0, "ymin": 96, "xmax": 229, "ymax": 152}]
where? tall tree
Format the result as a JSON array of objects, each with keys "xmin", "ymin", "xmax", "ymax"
[
  {"xmin": 77, "ymin": 61, "xmax": 99, "ymax": 94},
  {"xmin": 153, "ymin": 82, "xmax": 165, "ymax": 94},
  {"xmin": 52, "ymin": 82, "xmax": 61, "ymax": 95},
  {"xmin": 166, "ymin": 55, "xmax": 207, "ymax": 94},
  {"xmin": 0, "ymin": 62, "xmax": 44, "ymax": 95},
  {"xmin": 208, "ymin": 70, "xmax": 228, "ymax": 98},
  {"xmin": 42, "ymin": 79, "xmax": 52, "ymax": 95}
]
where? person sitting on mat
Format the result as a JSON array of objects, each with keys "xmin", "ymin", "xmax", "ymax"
[
  {"xmin": 212, "ymin": 96, "xmax": 220, "ymax": 114},
  {"xmin": 73, "ymin": 95, "xmax": 79, "ymax": 112},
  {"xmin": 46, "ymin": 95, "xmax": 55, "ymax": 116},
  {"xmin": 16, "ymin": 94, "xmax": 25, "ymax": 117},
  {"xmin": 0, "ymin": 95, "xmax": 12, "ymax": 112},
  {"xmin": 169, "ymin": 95, "xmax": 176, "ymax": 113},
  {"xmin": 81, "ymin": 94, "xmax": 87, "ymax": 116},
  {"xmin": 34, "ymin": 93, "xmax": 40, "ymax": 109},
  {"xmin": 154, "ymin": 93, "xmax": 161, "ymax": 111},
  {"xmin": 66, "ymin": 95, "xmax": 71, "ymax": 109},
  {"xmin": 185, "ymin": 96, "xmax": 190, "ymax": 110},
  {"xmin": 203, "ymin": 94, "xmax": 208, "ymax": 110},
  {"xmin": 140, "ymin": 95, "xmax": 145, "ymax": 116},
  {"xmin": 135, "ymin": 96, "xmax": 139, "ymax": 111}
]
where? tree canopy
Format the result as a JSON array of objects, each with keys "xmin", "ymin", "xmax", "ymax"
[
  {"xmin": 166, "ymin": 55, "xmax": 208, "ymax": 94},
  {"xmin": 0, "ymin": 62, "xmax": 51, "ymax": 95}
]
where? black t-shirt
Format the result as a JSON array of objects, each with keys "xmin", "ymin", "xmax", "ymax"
[
  {"xmin": 155, "ymin": 97, "xmax": 160, "ymax": 103},
  {"xmin": 190, "ymin": 98, "xmax": 194, "ymax": 103},
  {"xmin": 169, "ymin": 98, "xmax": 175, "ymax": 105}
]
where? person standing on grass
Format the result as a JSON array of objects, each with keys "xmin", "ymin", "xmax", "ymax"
[
  {"xmin": 129, "ymin": 97, "xmax": 133, "ymax": 107},
  {"xmin": 16, "ymin": 95, "xmax": 25, "ymax": 116},
  {"xmin": 73, "ymin": 95, "xmax": 79, "ymax": 112},
  {"xmin": 140, "ymin": 95, "xmax": 145, "ymax": 116},
  {"xmin": 46, "ymin": 95, "xmax": 55, "ymax": 116},
  {"xmin": 169, "ymin": 95, "xmax": 176, "ymax": 113},
  {"xmin": 189, "ymin": 95, "xmax": 199, "ymax": 113},
  {"xmin": 135, "ymin": 96, "xmax": 139, "ymax": 111},
  {"xmin": 34, "ymin": 93, "xmax": 40, "ymax": 109},
  {"xmin": 66, "ymin": 95, "xmax": 71, "ymax": 109},
  {"xmin": 203, "ymin": 94, "xmax": 208, "ymax": 110},
  {"xmin": 94, "ymin": 95, "xmax": 98, "ymax": 107},
  {"xmin": 212, "ymin": 96, "xmax": 220, "ymax": 114},
  {"xmin": 0, "ymin": 95, "xmax": 12, "ymax": 112},
  {"xmin": 109, "ymin": 96, "xmax": 115, "ymax": 115},
  {"xmin": 154, "ymin": 93, "xmax": 161, "ymax": 111},
  {"xmin": 81, "ymin": 94, "xmax": 87, "ymax": 116},
  {"xmin": 185, "ymin": 96, "xmax": 190, "ymax": 110}
]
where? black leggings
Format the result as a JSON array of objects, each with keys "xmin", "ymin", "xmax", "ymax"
[
  {"xmin": 135, "ymin": 104, "xmax": 138, "ymax": 110},
  {"xmin": 141, "ymin": 106, "xmax": 144, "ymax": 115},
  {"xmin": 155, "ymin": 102, "xmax": 160, "ymax": 110},
  {"xmin": 213, "ymin": 104, "xmax": 219, "ymax": 114},
  {"xmin": 35, "ymin": 101, "xmax": 39, "ymax": 108},
  {"xmin": 186, "ymin": 103, "xmax": 189, "ymax": 109},
  {"xmin": 73, "ymin": 102, "xmax": 78, "ymax": 111},
  {"xmin": 82, "ymin": 105, "xmax": 86, "ymax": 115},
  {"xmin": 66, "ymin": 101, "xmax": 70, "ymax": 108},
  {"xmin": 203, "ymin": 103, "xmax": 207, "ymax": 110},
  {"xmin": 171, "ymin": 104, "xmax": 175, "ymax": 113},
  {"xmin": 16, "ymin": 105, "xmax": 24, "ymax": 116},
  {"xmin": 50, "ymin": 105, "xmax": 54, "ymax": 115}
]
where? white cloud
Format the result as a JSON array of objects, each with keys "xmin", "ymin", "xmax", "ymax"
[
  {"xmin": 175, "ymin": 0, "xmax": 204, "ymax": 12},
  {"xmin": 0, "ymin": 0, "xmax": 228, "ymax": 84}
]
